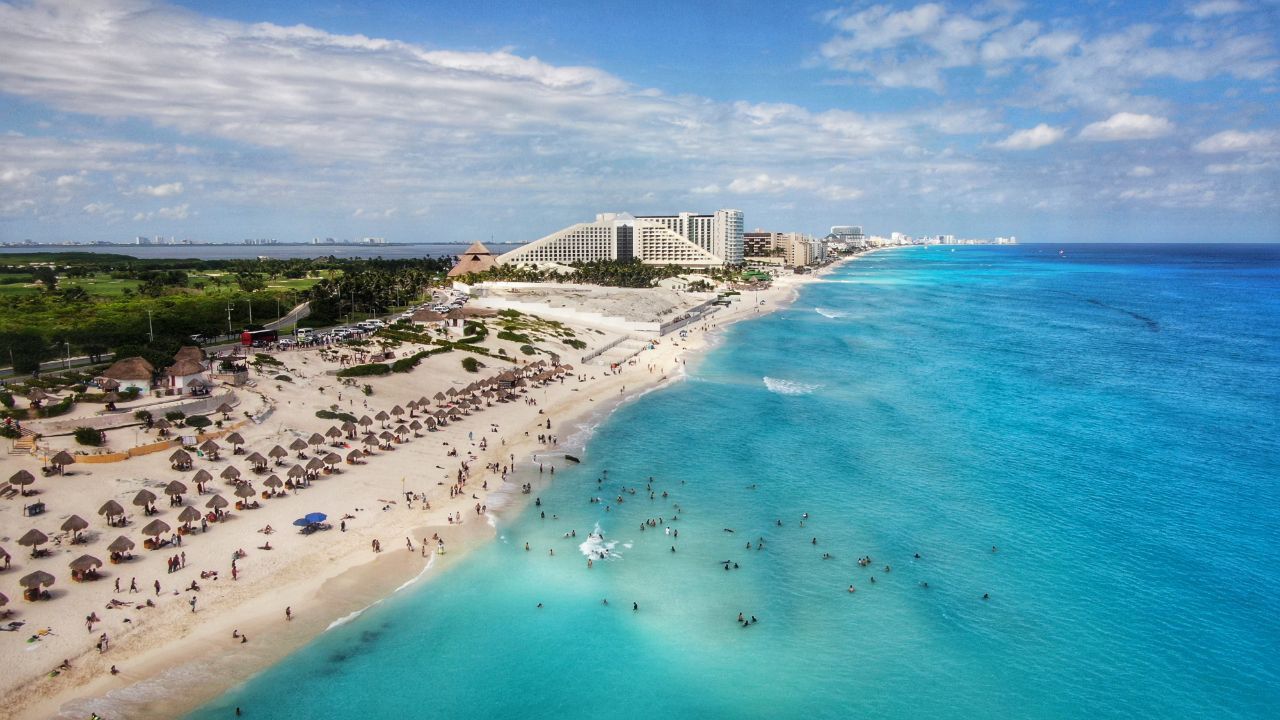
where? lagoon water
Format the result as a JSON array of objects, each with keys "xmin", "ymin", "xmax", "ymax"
[{"xmin": 190, "ymin": 244, "xmax": 1280, "ymax": 719}]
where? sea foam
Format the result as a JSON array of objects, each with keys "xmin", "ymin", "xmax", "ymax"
[
  {"xmin": 815, "ymin": 307, "xmax": 846, "ymax": 319},
  {"xmin": 763, "ymin": 377, "xmax": 819, "ymax": 396}
]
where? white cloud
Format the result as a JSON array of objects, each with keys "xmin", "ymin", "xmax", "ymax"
[
  {"xmin": 133, "ymin": 203, "xmax": 190, "ymax": 221},
  {"xmin": 1193, "ymin": 129, "xmax": 1277, "ymax": 153},
  {"xmin": 1188, "ymin": 1, "xmax": 1248, "ymax": 19},
  {"xmin": 1078, "ymin": 112, "xmax": 1174, "ymax": 141},
  {"xmin": 55, "ymin": 171, "xmax": 87, "ymax": 188},
  {"xmin": 1128, "ymin": 165, "xmax": 1156, "ymax": 177},
  {"xmin": 993, "ymin": 123, "xmax": 1065, "ymax": 150},
  {"xmin": 82, "ymin": 201, "xmax": 114, "ymax": 214},
  {"xmin": 720, "ymin": 173, "xmax": 861, "ymax": 202},
  {"xmin": 136, "ymin": 181, "xmax": 184, "ymax": 197}
]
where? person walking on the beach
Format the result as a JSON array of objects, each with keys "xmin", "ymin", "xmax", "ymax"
[
  {"xmin": 129, "ymin": 577, "xmax": 138, "ymax": 593},
  {"xmin": 285, "ymin": 606, "xmax": 292, "ymax": 621},
  {"xmin": 189, "ymin": 596, "xmax": 197, "ymax": 613},
  {"xmin": 154, "ymin": 579, "xmax": 160, "ymax": 596}
]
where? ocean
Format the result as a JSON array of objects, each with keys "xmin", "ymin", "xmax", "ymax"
[{"xmin": 184, "ymin": 244, "xmax": 1279, "ymax": 719}]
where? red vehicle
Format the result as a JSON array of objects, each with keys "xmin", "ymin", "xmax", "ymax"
[{"xmin": 240, "ymin": 329, "xmax": 278, "ymax": 347}]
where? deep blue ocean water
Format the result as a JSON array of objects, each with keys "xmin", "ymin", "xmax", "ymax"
[{"xmin": 188, "ymin": 244, "xmax": 1280, "ymax": 719}]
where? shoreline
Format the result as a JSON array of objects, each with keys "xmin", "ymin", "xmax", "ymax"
[{"xmin": 6, "ymin": 256, "xmax": 860, "ymax": 720}]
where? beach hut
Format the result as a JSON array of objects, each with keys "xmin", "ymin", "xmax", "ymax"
[
  {"xmin": 98, "ymin": 500, "xmax": 125, "ymax": 526},
  {"xmin": 165, "ymin": 358, "xmax": 209, "ymax": 395},
  {"xmin": 374, "ymin": 410, "xmax": 390, "ymax": 428},
  {"xmin": 268, "ymin": 445, "xmax": 288, "ymax": 464},
  {"xmin": 226, "ymin": 432, "xmax": 246, "ymax": 454},
  {"xmin": 8, "ymin": 469, "xmax": 35, "ymax": 496},
  {"xmin": 19, "ymin": 529, "xmax": 49, "ymax": 557},
  {"xmin": 341, "ymin": 421, "xmax": 358, "ymax": 439},
  {"xmin": 220, "ymin": 466, "xmax": 242, "ymax": 483},
  {"xmin": 60, "ymin": 515, "xmax": 89, "ymax": 544},
  {"xmin": 19, "ymin": 570, "xmax": 55, "ymax": 601},
  {"xmin": 132, "ymin": 489, "xmax": 157, "ymax": 514},
  {"xmin": 99, "ymin": 378, "xmax": 121, "ymax": 392},
  {"xmin": 142, "ymin": 519, "xmax": 171, "ymax": 547},
  {"xmin": 289, "ymin": 438, "xmax": 309, "ymax": 457},
  {"xmin": 69, "ymin": 554, "xmax": 102, "ymax": 582},
  {"xmin": 178, "ymin": 505, "xmax": 202, "ymax": 530},
  {"xmin": 346, "ymin": 449, "xmax": 364, "ymax": 465},
  {"xmin": 107, "ymin": 535, "xmax": 135, "ymax": 563},
  {"xmin": 169, "ymin": 449, "xmax": 193, "ymax": 471},
  {"xmin": 199, "ymin": 439, "xmax": 222, "ymax": 460},
  {"xmin": 49, "ymin": 450, "xmax": 75, "ymax": 475},
  {"xmin": 23, "ymin": 387, "xmax": 50, "ymax": 408},
  {"xmin": 100, "ymin": 357, "xmax": 154, "ymax": 393},
  {"xmin": 245, "ymin": 452, "xmax": 269, "ymax": 471},
  {"xmin": 164, "ymin": 480, "xmax": 188, "ymax": 502},
  {"xmin": 153, "ymin": 417, "xmax": 172, "ymax": 437}
]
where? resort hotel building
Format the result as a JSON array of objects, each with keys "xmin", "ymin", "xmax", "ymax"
[{"xmin": 497, "ymin": 209, "xmax": 744, "ymax": 268}]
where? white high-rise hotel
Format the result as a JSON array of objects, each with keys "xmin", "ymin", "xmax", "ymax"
[{"xmin": 498, "ymin": 209, "xmax": 744, "ymax": 268}]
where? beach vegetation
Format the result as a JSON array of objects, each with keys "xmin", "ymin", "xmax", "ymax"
[
  {"xmin": 316, "ymin": 409, "xmax": 359, "ymax": 423},
  {"xmin": 273, "ymin": 374, "xmax": 292, "ymax": 382},
  {"xmin": 461, "ymin": 356, "xmax": 480, "ymax": 372},
  {"xmin": 520, "ymin": 344, "xmax": 536, "ymax": 355},
  {"xmin": 133, "ymin": 410, "xmax": 152, "ymax": 423},
  {"xmin": 164, "ymin": 410, "xmax": 186, "ymax": 422},
  {"xmin": 0, "ymin": 391, "xmax": 12, "ymax": 408},
  {"xmin": 362, "ymin": 384, "xmax": 373, "ymax": 396},
  {"xmin": 185, "ymin": 414, "xmax": 211, "ymax": 429},
  {"xmin": 336, "ymin": 363, "xmax": 392, "ymax": 377},
  {"xmin": 73, "ymin": 426, "xmax": 105, "ymax": 446}
]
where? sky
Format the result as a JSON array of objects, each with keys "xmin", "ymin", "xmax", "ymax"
[{"xmin": 0, "ymin": 0, "xmax": 1277, "ymax": 244}]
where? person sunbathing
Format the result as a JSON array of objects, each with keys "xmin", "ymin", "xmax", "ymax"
[
  {"xmin": 258, "ymin": 542, "xmax": 272, "ymax": 551},
  {"xmin": 259, "ymin": 525, "xmax": 274, "ymax": 534}
]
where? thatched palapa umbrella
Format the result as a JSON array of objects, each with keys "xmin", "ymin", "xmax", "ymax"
[
  {"xmin": 226, "ymin": 432, "xmax": 246, "ymax": 454},
  {"xmin": 199, "ymin": 439, "xmax": 221, "ymax": 460},
  {"xmin": 132, "ymin": 489, "xmax": 157, "ymax": 510},
  {"xmin": 178, "ymin": 505, "xmax": 202, "ymax": 529},
  {"xmin": 341, "ymin": 421, "xmax": 358, "ymax": 439},
  {"xmin": 142, "ymin": 518, "xmax": 171, "ymax": 543},
  {"xmin": 193, "ymin": 468, "xmax": 213, "ymax": 492},
  {"xmin": 409, "ymin": 419, "xmax": 423, "ymax": 436},
  {"xmin": 9, "ymin": 469, "xmax": 35, "ymax": 496},
  {"xmin": 169, "ymin": 449, "xmax": 192, "ymax": 470},
  {"xmin": 358, "ymin": 415, "xmax": 374, "ymax": 430},
  {"xmin": 346, "ymin": 449, "xmax": 363, "ymax": 464},
  {"xmin": 361, "ymin": 433, "xmax": 378, "ymax": 449},
  {"xmin": 69, "ymin": 554, "xmax": 102, "ymax": 580},
  {"xmin": 107, "ymin": 535, "xmax": 135, "ymax": 554},
  {"xmin": 287, "ymin": 464, "xmax": 306, "ymax": 481},
  {"xmin": 390, "ymin": 405, "xmax": 404, "ymax": 419},
  {"xmin": 220, "ymin": 465, "xmax": 242, "ymax": 482},
  {"xmin": 324, "ymin": 452, "xmax": 342, "ymax": 470},
  {"xmin": 216, "ymin": 402, "xmax": 235, "ymax": 418},
  {"xmin": 374, "ymin": 410, "xmax": 390, "ymax": 428},
  {"xmin": 325, "ymin": 426, "xmax": 343, "ymax": 443},
  {"xmin": 19, "ymin": 528, "xmax": 49, "ymax": 555},
  {"xmin": 61, "ymin": 515, "xmax": 89, "ymax": 543},
  {"xmin": 206, "ymin": 494, "xmax": 229, "ymax": 510},
  {"xmin": 268, "ymin": 445, "xmax": 288, "ymax": 464},
  {"xmin": 164, "ymin": 480, "xmax": 188, "ymax": 500},
  {"xmin": 98, "ymin": 499, "xmax": 125, "ymax": 525},
  {"xmin": 289, "ymin": 438, "xmax": 309, "ymax": 457},
  {"xmin": 305, "ymin": 457, "xmax": 325, "ymax": 477},
  {"xmin": 263, "ymin": 475, "xmax": 283, "ymax": 492},
  {"xmin": 20, "ymin": 570, "xmax": 55, "ymax": 598},
  {"xmin": 308, "ymin": 432, "xmax": 325, "ymax": 450},
  {"xmin": 246, "ymin": 451, "xmax": 268, "ymax": 470},
  {"xmin": 50, "ymin": 450, "xmax": 75, "ymax": 475},
  {"xmin": 234, "ymin": 483, "xmax": 257, "ymax": 500}
]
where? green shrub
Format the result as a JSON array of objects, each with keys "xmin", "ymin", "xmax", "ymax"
[
  {"xmin": 0, "ymin": 426, "xmax": 19, "ymax": 439},
  {"xmin": 565, "ymin": 339, "xmax": 586, "ymax": 349},
  {"xmin": 134, "ymin": 409, "xmax": 152, "ymax": 422},
  {"xmin": 0, "ymin": 391, "xmax": 14, "ymax": 408},
  {"xmin": 520, "ymin": 344, "xmax": 536, "ymax": 355},
  {"xmin": 316, "ymin": 409, "xmax": 358, "ymax": 423},
  {"xmin": 362, "ymin": 384, "xmax": 373, "ymax": 396},
  {"xmin": 165, "ymin": 410, "xmax": 186, "ymax": 422},
  {"xmin": 273, "ymin": 374, "xmax": 292, "ymax": 382},
  {"xmin": 39, "ymin": 396, "xmax": 75, "ymax": 418},
  {"xmin": 185, "ymin": 414, "xmax": 211, "ymax": 429},
  {"xmin": 74, "ymin": 426, "xmax": 104, "ymax": 446},
  {"xmin": 336, "ymin": 363, "xmax": 392, "ymax": 377},
  {"xmin": 122, "ymin": 387, "xmax": 141, "ymax": 400},
  {"xmin": 497, "ymin": 330, "xmax": 532, "ymax": 343},
  {"xmin": 461, "ymin": 356, "xmax": 480, "ymax": 373}
]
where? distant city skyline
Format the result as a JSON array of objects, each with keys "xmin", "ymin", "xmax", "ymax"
[{"xmin": 1, "ymin": 0, "xmax": 1277, "ymax": 244}]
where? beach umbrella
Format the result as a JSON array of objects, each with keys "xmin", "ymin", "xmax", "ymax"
[
  {"xmin": 50, "ymin": 450, "xmax": 75, "ymax": 474},
  {"xmin": 341, "ymin": 421, "xmax": 357, "ymax": 438},
  {"xmin": 358, "ymin": 415, "xmax": 373, "ymax": 429},
  {"xmin": 234, "ymin": 484, "xmax": 257, "ymax": 499},
  {"xmin": 26, "ymin": 387, "xmax": 50, "ymax": 403},
  {"xmin": 220, "ymin": 466, "xmax": 241, "ymax": 482},
  {"xmin": 199, "ymin": 439, "xmax": 221, "ymax": 458},
  {"xmin": 100, "ymin": 378, "xmax": 120, "ymax": 391},
  {"xmin": 263, "ymin": 475, "xmax": 283, "ymax": 489},
  {"xmin": 178, "ymin": 506, "xmax": 202, "ymax": 527},
  {"xmin": 292, "ymin": 517, "xmax": 312, "ymax": 528},
  {"xmin": 216, "ymin": 402, "xmax": 235, "ymax": 417},
  {"xmin": 225, "ymin": 432, "xmax": 246, "ymax": 452},
  {"xmin": 405, "ymin": 400, "xmax": 418, "ymax": 412},
  {"xmin": 0, "ymin": 592, "xmax": 7, "ymax": 607},
  {"xmin": 132, "ymin": 489, "xmax": 157, "ymax": 508},
  {"xmin": 390, "ymin": 405, "xmax": 404, "ymax": 418},
  {"xmin": 142, "ymin": 518, "xmax": 170, "ymax": 540},
  {"xmin": 192, "ymin": 468, "xmax": 213, "ymax": 491},
  {"xmin": 374, "ymin": 410, "xmax": 390, "ymax": 427},
  {"xmin": 246, "ymin": 451, "xmax": 268, "ymax": 468},
  {"xmin": 107, "ymin": 536, "xmax": 135, "ymax": 554},
  {"xmin": 69, "ymin": 554, "xmax": 102, "ymax": 573},
  {"xmin": 304, "ymin": 512, "xmax": 327, "ymax": 524},
  {"xmin": 424, "ymin": 416, "xmax": 436, "ymax": 429},
  {"xmin": 268, "ymin": 445, "xmax": 288, "ymax": 463},
  {"xmin": 308, "ymin": 432, "xmax": 325, "ymax": 448},
  {"xmin": 61, "ymin": 514, "xmax": 89, "ymax": 542},
  {"xmin": 206, "ymin": 494, "xmax": 229, "ymax": 510},
  {"xmin": 8, "ymin": 469, "xmax": 35, "ymax": 496},
  {"xmin": 346, "ymin": 450, "xmax": 363, "ymax": 463},
  {"xmin": 19, "ymin": 528, "xmax": 49, "ymax": 553},
  {"xmin": 361, "ymin": 433, "xmax": 378, "ymax": 447},
  {"xmin": 324, "ymin": 452, "xmax": 342, "ymax": 467},
  {"xmin": 98, "ymin": 500, "xmax": 125, "ymax": 522},
  {"xmin": 20, "ymin": 570, "xmax": 55, "ymax": 591},
  {"xmin": 325, "ymin": 426, "xmax": 343, "ymax": 442},
  {"xmin": 306, "ymin": 457, "xmax": 325, "ymax": 473},
  {"xmin": 433, "ymin": 409, "xmax": 447, "ymax": 420},
  {"xmin": 164, "ymin": 479, "xmax": 188, "ymax": 498},
  {"xmin": 287, "ymin": 464, "xmax": 306, "ymax": 479},
  {"xmin": 379, "ymin": 430, "xmax": 394, "ymax": 441},
  {"xmin": 446, "ymin": 387, "xmax": 458, "ymax": 398},
  {"xmin": 153, "ymin": 418, "xmax": 171, "ymax": 430},
  {"xmin": 289, "ymin": 438, "xmax": 308, "ymax": 456},
  {"xmin": 169, "ymin": 449, "xmax": 191, "ymax": 468},
  {"xmin": 394, "ymin": 424, "xmax": 408, "ymax": 435},
  {"xmin": 409, "ymin": 420, "xmax": 423, "ymax": 435},
  {"xmin": 418, "ymin": 395, "xmax": 432, "ymax": 407}
]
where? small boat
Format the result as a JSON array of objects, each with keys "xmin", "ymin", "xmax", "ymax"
[{"xmin": 564, "ymin": 455, "xmax": 581, "ymax": 464}]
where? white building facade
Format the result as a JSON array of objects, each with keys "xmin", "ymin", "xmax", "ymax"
[{"xmin": 498, "ymin": 209, "xmax": 743, "ymax": 268}]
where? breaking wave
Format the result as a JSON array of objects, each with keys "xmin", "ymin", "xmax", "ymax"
[
  {"xmin": 763, "ymin": 377, "xmax": 819, "ymax": 396},
  {"xmin": 815, "ymin": 307, "xmax": 846, "ymax": 319}
]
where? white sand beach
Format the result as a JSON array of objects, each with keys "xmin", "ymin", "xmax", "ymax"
[{"xmin": 0, "ymin": 265, "xmax": 843, "ymax": 720}]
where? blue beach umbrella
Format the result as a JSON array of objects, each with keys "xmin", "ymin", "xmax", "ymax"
[
  {"xmin": 303, "ymin": 512, "xmax": 327, "ymax": 524},
  {"xmin": 292, "ymin": 517, "xmax": 312, "ymax": 527}
]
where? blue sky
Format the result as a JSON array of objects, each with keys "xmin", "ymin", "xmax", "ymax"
[{"xmin": 0, "ymin": 0, "xmax": 1277, "ymax": 244}]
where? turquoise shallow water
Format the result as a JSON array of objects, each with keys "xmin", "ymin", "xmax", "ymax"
[{"xmin": 190, "ymin": 244, "xmax": 1280, "ymax": 719}]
